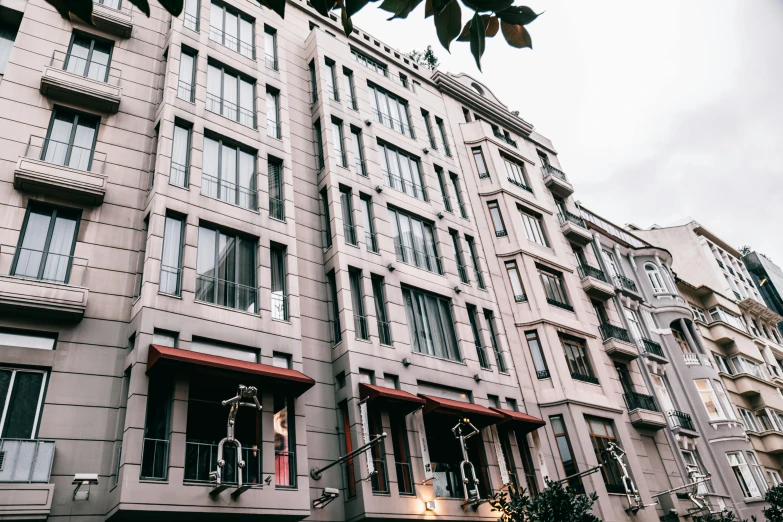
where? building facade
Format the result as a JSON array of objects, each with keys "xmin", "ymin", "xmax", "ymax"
[
  {"xmin": 0, "ymin": 1, "xmax": 773, "ymax": 522},
  {"xmin": 743, "ymin": 252, "xmax": 783, "ymax": 339}
]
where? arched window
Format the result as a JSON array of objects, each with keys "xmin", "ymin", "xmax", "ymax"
[{"xmin": 645, "ymin": 263, "xmax": 666, "ymax": 294}]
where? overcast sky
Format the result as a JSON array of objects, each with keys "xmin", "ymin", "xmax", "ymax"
[{"xmin": 352, "ymin": 0, "xmax": 783, "ymax": 264}]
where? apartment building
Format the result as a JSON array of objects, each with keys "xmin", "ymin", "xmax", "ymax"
[
  {"xmin": 0, "ymin": 0, "xmax": 767, "ymax": 521},
  {"xmin": 743, "ymin": 251, "xmax": 783, "ymax": 339},
  {"xmin": 634, "ymin": 221, "xmax": 783, "ymax": 519}
]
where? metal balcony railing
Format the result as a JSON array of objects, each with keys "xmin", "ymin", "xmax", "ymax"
[
  {"xmin": 474, "ymin": 269, "xmax": 485, "ymax": 289},
  {"xmin": 373, "ymin": 110, "xmax": 414, "ymax": 139},
  {"xmin": 49, "ymin": 50, "xmax": 122, "ymax": 86},
  {"xmin": 496, "ymin": 229, "xmax": 508, "ymax": 237},
  {"xmin": 598, "ymin": 323, "xmax": 632, "ymax": 343},
  {"xmin": 577, "ymin": 264, "xmax": 608, "ymax": 283},
  {"xmin": 624, "ymin": 392, "xmax": 658, "ymax": 412},
  {"xmin": 184, "ymin": 441, "xmax": 261, "ymax": 485},
  {"xmin": 458, "ymin": 202, "xmax": 469, "ymax": 220},
  {"xmin": 558, "ymin": 210, "xmax": 587, "ymax": 229},
  {"xmin": 476, "ymin": 343, "xmax": 490, "ymax": 369},
  {"xmin": 177, "ymin": 80, "xmax": 194, "ymax": 102},
  {"xmin": 183, "ymin": 12, "xmax": 199, "ymax": 31},
  {"xmin": 393, "ymin": 241, "xmax": 443, "ymax": 275},
  {"xmin": 201, "ymin": 173, "xmax": 257, "ymax": 211},
  {"xmin": 514, "ymin": 293, "xmax": 528, "ymax": 303},
  {"xmin": 613, "ymin": 274, "xmax": 639, "ymax": 293},
  {"xmin": 547, "ymin": 298, "xmax": 574, "ymax": 312},
  {"xmin": 571, "ymin": 372, "xmax": 599, "ymax": 385},
  {"xmin": 639, "ymin": 338, "xmax": 665, "ymax": 358},
  {"xmin": 208, "ymin": 25, "xmax": 255, "ymax": 59},
  {"xmin": 354, "ymin": 314, "xmax": 370, "ymax": 340},
  {"xmin": 457, "ymin": 264, "xmax": 469, "ymax": 284},
  {"xmin": 0, "ymin": 439, "xmax": 55, "ymax": 483},
  {"xmin": 269, "ymin": 197, "xmax": 285, "ymax": 221},
  {"xmin": 492, "ymin": 129, "xmax": 517, "ymax": 147},
  {"xmin": 4, "ymin": 244, "xmax": 88, "ymax": 286},
  {"xmin": 378, "ymin": 320, "xmax": 393, "ymax": 346},
  {"xmin": 170, "ymin": 161, "xmax": 188, "ymax": 187},
  {"xmin": 140, "ymin": 437, "xmax": 169, "ymax": 480},
  {"xmin": 271, "ymin": 293, "xmax": 289, "ymax": 321},
  {"xmin": 382, "ymin": 170, "xmax": 427, "ymax": 201},
  {"xmin": 541, "ymin": 163, "xmax": 569, "ymax": 183},
  {"xmin": 264, "ymin": 54, "xmax": 278, "ymax": 71},
  {"xmin": 206, "ymin": 92, "xmax": 256, "ymax": 128},
  {"xmin": 344, "ymin": 94, "xmax": 358, "ymax": 110},
  {"xmin": 536, "ymin": 369, "xmax": 550, "ymax": 379},
  {"xmin": 327, "ymin": 84, "xmax": 340, "ymax": 102},
  {"xmin": 195, "ymin": 274, "xmax": 258, "ymax": 313},
  {"xmin": 507, "ymin": 176, "xmax": 533, "ymax": 193},
  {"xmin": 355, "ymin": 159, "xmax": 367, "ymax": 176},
  {"xmin": 24, "ymin": 134, "xmax": 107, "ymax": 174},
  {"xmin": 344, "ymin": 224, "xmax": 358, "ymax": 246},
  {"xmin": 365, "ymin": 232, "xmax": 379, "ymax": 253},
  {"xmin": 274, "ymin": 450, "xmax": 295, "ymax": 487},
  {"xmin": 668, "ymin": 410, "xmax": 696, "ymax": 431}
]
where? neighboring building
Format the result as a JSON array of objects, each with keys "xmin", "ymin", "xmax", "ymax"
[
  {"xmin": 743, "ymin": 252, "xmax": 783, "ymax": 338},
  {"xmin": 634, "ymin": 221, "xmax": 783, "ymax": 520}
]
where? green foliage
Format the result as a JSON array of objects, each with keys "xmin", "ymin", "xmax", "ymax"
[
  {"xmin": 407, "ymin": 45, "xmax": 440, "ymax": 70},
  {"xmin": 489, "ymin": 479, "xmax": 601, "ymax": 522},
  {"xmin": 738, "ymin": 245, "xmax": 752, "ymax": 256},
  {"xmin": 45, "ymin": 0, "xmax": 538, "ymax": 71},
  {"xmin": 692, "ymin": 509, "xmax": 754, "ymax": 522},
  {"xmin": 764, "ymin": 483, "xmax": 783, "ymax": 522}
]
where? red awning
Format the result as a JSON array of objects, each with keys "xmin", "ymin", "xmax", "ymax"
[
  {"xmin": 360, "ymin": 383, "xmax": 425, "ymax": 415},
  {"xmin": 418, "ymin": 394, "xmax": 504, "ymax": 427},
  {"xmin": 490, "ymin": 407, "xmax": 546, "ymax": 434},
  {"xmin": 146, "ymin": 344, "xmax": 315, "ymax": 396}
]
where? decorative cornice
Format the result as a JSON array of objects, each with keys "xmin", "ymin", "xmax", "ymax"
[
  {"xmin": 477, "ymin": 188, "xmax": 552, "ymax": 215},
  {"xmin": 514, "ymin": 318, "xmax": 597, "ymax": 339}
]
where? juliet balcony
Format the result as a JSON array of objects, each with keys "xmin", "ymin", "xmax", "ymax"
[
  {"xmin": 638, "ymin": 337, "xmax": 667, "ymax": 362},
  {"xmin": 14, "ymin": 135, "xmax": 107, "ymax": 205},
  {"xmin": 624, "ymin": 393, "xmax": 667, "ymax": 431},
  {"xmin": 541, "ymin": 163, "xmax": 574, "ymax": 197},
  {"xmin": 613, "ymin": 273, "xmax": 642, "ymax": 298},
  {"xmin": 599, "ymin": 322, "xmax": 639, "ymax": 360},
  {"xmin": 91, "ymin": 0, "xmax": 134, "ymax": 37},
  {"xmin": 577, "ymin": 264, "xmax": 615, "ymax": 300},
  {"xmin": 557, "ymin": 210, "xmax": 592, "ymax": 245},
  {"xmin": 40, "ymin": 51, "xmax": 122, "ymax": 114},
  {"xmin": 0, "ymin": 439, "xmax": 56, "ymax": 521}
]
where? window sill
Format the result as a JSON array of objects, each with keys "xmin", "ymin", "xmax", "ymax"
[
  {"xmin": 371, "ymin": 491, "xmax": 392, "ymax": 496},
  {"xmin": 195, "ymin": 299, "xmax": 259, "ymax": 317},
  {"xmin": 169, "ymin": 181, "xmax": 190, "ymax": 190},
  {"xmin": 200, "ymin": 192, "xmax": 259, "ymax": 214},
  {"xmin": 176, "ymin": 95, "xmax": 196, "ymax": 105},
  {"xmin": 139, "ymin": 479, "xmax": 169, "ymax": 484},
  {"xmin": 205, "ymin": 107, "xmax": 257, "ymax": 131},
  {"xmin": 272, "ymin": 317, "xmax": 291, "ymax": 324},
  {"xmin": 158, "ymin": 291, "xmax": 183, "ymax": 299},
  {"xmin": 412, "ymin": 350, "xmax": 466, "ymax": 366},
  {"xmin": 275, "ymin": 485, "xmax": 298, "ymax": 490}
]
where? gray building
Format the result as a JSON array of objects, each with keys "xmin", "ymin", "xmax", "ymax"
[{"xmin": 743, "ymin": 252, "xmax": 783, "ymax": 339}]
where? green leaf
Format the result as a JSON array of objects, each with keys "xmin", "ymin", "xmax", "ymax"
[
  {"xmin": 258, "ymin": 0, "xmax": 286, "ymax": 18},
  {"xmin": 434, "ymin": 0, "xmax": 461, "ymax": 51},
  {"xmin": 125, "ymin": 0, "xmax": 150, "ymax": 16},
  {"xmin": 379, "ymin": 0, "xmax": 422, "ymax": 19},
  {"xmin": 346, "ymin": 0, "xmax": 372, "ymax": 16},
  {"xmin": 309, "ymin": 0, "xmax": 331, "ymax": 17},
  {"xmin": 424, "ymin": 0, "xmax": 433, "ymax": 17},
  {"xmin": 484, "ymin": 14, "xmax": 498, "ymax": 37},
  {"xmin": 44, "ymin": 0, "xmax": 74, "ymax": 19},
  {"xmin": 339, "ymin": 0, "xmax": 353, "ymax": 34},
  {"xmin": 469, "ymin": 10, "xmax": 485, "ymax": 70},
  {"xmin": 456, "ymin": 17, "xmax": 471, "ymax": 41},
  {"xmin": 67, "ymin": 0, "xmax": 96, "ymax": 23},
  {"xmin": 461, "ymin": 0, "xmax": 511, "ymax": 13},
  {"xmin": 431, "ymin": 0, "xmax": 451, "ymax": 16},
  {"xmin": 157, "ymin": 0, "xmax": 183, "ymax": 16},
  {"xmin": 500, "ymin": 20, "xmax": 531, "ymax": 48},
  {"xmin": 496, "ymin": 5, "xmax": 538, "ymax": 25}
]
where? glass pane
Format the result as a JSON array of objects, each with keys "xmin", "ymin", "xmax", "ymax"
[
  {"xmin": 87, "ymin": 41, "xmax": 111, "ymax": 81},
  {"xmin": 171, "ymin": 125, "xmax": 189, "ymax": 186},
  {"xmin": 221, "ymin": 144, "xmax": 237, "ymax": 205},
  {"xmin": 202, "ymin": 137, "xmax": 220, "ymax": 198},
  {"xmin": 210, "ymin": 3, "xmax": 223, "ymax": 37},
  {"xmin": 223, "ymin": 73, "xmax": 238, "ymax": 120},
  {"xmin": 224, "ymin": 11, "xmax": 238, "ymax": 50},
  {"xmin": 160, "ymin": 217, "xmax": 183, "ymax": 294},
  {"xmin": 239, "ymin": 18, "xmax": 253, "ymax": 57},
  {"xmin": 239, "ymin": 79, "xmax": 254, "ymax": 127},
  {"xmin": 238, "ymin": 150, "xmax": 255, "ymax": 209},
  {"xmin": 216, "ymin": 232, "xmax": 236, "ymax": 307},
  {"xmin": 41, "ymin": 214, "xmax": 77, "ymax": 283},
  {"xmin": 196, "ymin": 227, "xmax": 216, "ymax": 301},
  {"xmin": 206, "ymin": 65, "xmax": 222, "ymax": 112},
  {"xmin": 65, "ymin": 36, "xmax": 90, "ymax": 76},
  {"xmin": 15, "ymin": 211, "xmax": 52, "ymax": 279},
  {"xmin": 236, "ymin": 238, "xmax": 255, "ymax": 312},
  {"xmin": 44, "ymin": 113, "xmax": 75, "ymax": 165},
  {"xmin": 2, "ymin": 372, "xmax": 44, "ymax": 438},
  {"xmin": 179, "ymin": 52, "xmax": 194, "ymax": 98},
  {"xmin": 68, "ymin": 118, "xmax": 97, "ymax": 171}
]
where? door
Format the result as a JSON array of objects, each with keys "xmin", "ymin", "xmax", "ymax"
[
  {"xmin": 65, "ymin": 34, "xmax": 112, "ymax": 82},
  {"xmin": 43, "ymin": 109, "xmax": 99, "ymax": 171},
  {"xmin": 13, "ymin": 206, "xmax": 80, "ymax": 283}
]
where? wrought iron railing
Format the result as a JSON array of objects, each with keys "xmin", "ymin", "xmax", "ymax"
[
  {"xmin": 201, "ymin": 172, "xmax": 257, "ymax": 211},
  {"xmin": 365, "ymin": 232, "xmax": 379, "ymax": 253},
  {"xmin": 355, "ymin": 159, "xmax": 367, "ymax": 176},
  {"xmin": 514, "ymin": 293, "xmax": 528, "ymax": 303},
  {"xmin": 457, "ymin": 264, "xmax": 469, "ymax": 284},
  {"xmin": 458, "ymin": 202, "xmax": 469, "ymax": 220},
  {"xmin": 571, "ymin": 372, "xmax": 599, "ymax": 384},
  {"xmin": 496, "ymin": 230, "xmax": 508, "ymax": 237},
  {"xmin": 541, "ymin": 163, "xmax": 569, "ymax": 183},
  {"xmin": 271, "ymin": 293, "xmax": 288, "ymax": 321},
  {"xmin": 536, "ymin": 369, "xmax": 550, "ymax": 379},
  {"xmin": 208, "ymin": 25, "xmax": 254, "ymax": 58},
  {"xmin": 24, "ymin": 135, "xmax": 107, "ymax": 173},
  {"xmin": 140, "ymin": 437, "xmax": 169, "ymax": 480},
  {"xmin": 382, "ymin": 170, "xmax": 427, "ymax": 201},
  {"xmin": 614, "ymin": 274, "xmax": 639, "ymax": 293},
  {"xmin": 378, "ymin": 320, "xmax": 393, "ymax": 346},
  {"xmin": 373, "ymin": 109, "xmax": 414, "ymax": 139},
  {"xmin": 547, "ymin": 298, "xmax": 574, "ymax": 312},
  {"xmin": 206, "ymin": 92, "xmax": 256, "ymax": 128},
  {"xmin": 269, "ymin": 197, "xmax": 285, "ymax": 221},
  {"xmin": 598, "ymin": 323, "xmax": 632, "ymax": 343},
  {"xmin": 184, "ymin": 441, "xmax": 261, "ymax": 484},
  {"xmin": 177, "ymin": 80, "xmax": 194, "ymax": 102},
  {"xmin": 183, "ymin": 12, "xmax": 199, "ymax": 31},
  {"xmin": 476, "ymin": 343, "xmax": 491, "ymax": 369},
  {"xmin": 624, "ymin": 392, "xmax": 658, "ymax": 412},
  {"xmin": 195, "ymin": 274, "xmax": 258, "ymax": 313},
  {"xmin": 492, "ymin": 129, "xmax": 517, "ymax": 147},
  {"xmin": 640, "ymin": 338, "xmax": 665, "ymax": 358},
  {"xmin": 267, "ymin": 120, "xmax": 282, "ymax": 139},
  {"xmin": 577, "ymin": 264, "xmax": 608, "ymax": 283},
  {"xmin": 507, "ymin": 176, "xmax": 533, "ymax": 193},
  {"xmin": 265, "ymin": 54, "xmax": 278, "ymax": 71},
  {"xmin": 0, "ymin": 439, "xmax": 55, "ymax": 483},
  {"xmin": 170, "ymin": 161, "xmax": 188, "ymax": 187},
  {"xmin": 558, "ymin": 210, "xmax": 586, "ymax": 229},
  {"xmin": 668, "ymin": 410, "xmax": 696, "ymax": 431},
  {"xmin": 474, "ymin": 269, "xmax": 485, "ymax": 289},
  {"xmin": 393, "ymin": 241, "xmax": 443, "ymax": 275},
  {"xmin": 49, "ymin": 50, "xmax": 122, "ymax": 86}
]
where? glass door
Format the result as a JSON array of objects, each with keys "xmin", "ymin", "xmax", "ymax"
[{"xmin": 43, "ymin": 110, "xmax": 98, "ymax": 171}]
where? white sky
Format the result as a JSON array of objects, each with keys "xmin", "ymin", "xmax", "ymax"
[{"xmin": 351, "ymin": 0, "xmax": 783, "ymax": 264}]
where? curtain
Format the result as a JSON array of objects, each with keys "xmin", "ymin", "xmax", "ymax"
[
  {"xmin": 42, "ymin": 215, "xmax": 77, "ymax": 283},
  {"xmin": 349, "ymin": 270, "xmax": 363, "ymax": 317},
  {"xmin": 220, "ymin": 143, "xmax": 237, "ymax": 204},
  {"xmin": 372, "ymin": 278, "xmax": 386, "ymax": 323},
  {"xmin": 223, "ymin": 73, "xmax": 238, "ymax": 119},
  {"xmin": 238, "ymin": 149, "xmax": 255, "ymax": 209},
  {"xmin": 160, "ymin": 217, "xmax": 183, "ymax": 294},
  {"xmin": 206, "ymin": 65, "xmax": 221, "ymax": 112},
  {"xmin": 179, "ymin": 52, "xmax": 194, "ymax": 92},
  {"xmin": 70, "ymin": 118, "xmax": 97, "ymax": 171},
  {"xmin": 270, "ymin": 247, "xmax": 285, "ymax": 293},
  {"xmin": 15, "ymin": 211, "xmax": 51, "ymax": 279},
  {"xmin": 236, "ymin": 238, "xmax": 255, "ymax": 312},
  {"xmin": 195, "ymin": 227, "xmax": 215, "ymax": 301},
  {"xmin": 170, "ymin": 125, "xmax": 189, "ymax": 186},
  {"xmin": 268, "ymin": 161, "xmax": 281, "ymax": 201},
  {"xmin": 224, "ymin": 11, "xmax": 239, "ymax": 48},
  {"xmin": 239, "ymin": 79, "xmax": 253, "ymax": 125},
  {"xmin": 202, "ymin": 137, "xmax": 219, "ymax": 198}
]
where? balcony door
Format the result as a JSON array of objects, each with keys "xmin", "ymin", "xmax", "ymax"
[
  {"xmin": 65, "ymin": 33, "xmax": 112, "ymax": 82},
  {"xmin": 0, "ymin": 368, "xmax": 47, "ymax": 439},
  {"xmin": 43, "ymin": 109, "xmax": 99, "ymax": 171},
  {"xmin": 12, "ymin": 205, "xmax": 80, "ymax": 284}
]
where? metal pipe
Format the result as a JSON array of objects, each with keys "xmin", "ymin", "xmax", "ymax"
[
  {"xmin": 310, "ymin": 433, "xmax": 387, "ymax": 480},
  {"xmin": 649, "ymin": 477, "xmax": 712, "ymax": 497},
  {"xmin": 555, "ymin": 464, "xmax": 602, "ymax": 484}
]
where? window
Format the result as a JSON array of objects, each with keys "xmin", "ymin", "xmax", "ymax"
[
  {"xmin": 265, "ymin": 159, "xmax": 285, "ymax": 222},
  {"xmin": 324, "ymin": 58, "xmax": 338, "ymax": 101},
  {"xmin": 435, "ymin": 166, "xmax": 452, "ymax": 212},
  {"xmin": 768, "ymin": 470, "xmax": 783, "ymax": 487},
  {"xmin": 195, "ymin": 225, "xmax": 257, "ymax": 312},
  {"xmin": 450, "ymin": 173, "xmax": 468, "ymax": 219},
  {"xmin": 183, "ymin": 0, "xmax": 199, "ymax": 31},
  {"xmin": 159, "ymin": 214, "xmax": 184, "ymax": 296},
  {"xmin": 350, "ymin": 268, "xmax": 369, "ymax": 340},
  {"xmin": 402, "ymin": 286, "xmax": 460, "ymax": 361},
  {"xmin": 488, "ymin": 201, "xmax": 507, "ymax": 237},
  {"xmin": 169, "ymin": 121, "xmax": 191, "ymax": 187},
  {"xmin": 466, "ymin": 236, "xmax": 484, "ymax": 289},
  {"xmin": 602, "ymin": 249, "xmax": 620, "ymax": 278},
  {"xmin": 586, "ymin": 417, "xmax": 625, "ymax": 493},
  {"xmin": 310, "ymin": 120, "xmax": 325, "ymax": 171},
  {"xmin": 0, "ymin": 368, "xmax": 47, "ymax": 439},
  {"xmin": 682, "ymin": 450, "xmax": 713, "ymax": 494},
  {"xmin": 467, "ymin": 305, "xmax": 490, "ymax": 369},
  {"xmin": 372, "ymin": 275, "xmax": 392, "ymax": 345},
  {"xmin": 738, "ymin": 408, "xmax": 758, "ymax": 431},
  {"xmin": 727, "ymin": 452, "xmax": 761, "ymax": 498},
  {"xmin": 0, "ymin": 330, "xmax": 56, "ymax": 351},
  {"xmin": 266, "ymin": 88, "xmax": 280, "ymax": 139},
  {"xmin": 209, "ymin": 2, "xmax": 254, "ymax": 58},
  {"xmin": 538, "ymin": 265, "xmax": 571, "ymax": 311},
  {"xmin": 732, "ymin": 356, "xmax": 765, "ymax": 379},
  {"xmin": 270, "ymin": 243, "xmax": 287, "ymax": 321},
  {"xmin": 525, "ymin": 331, "xmax": 549, "ymax": 379},
  {"xmin": 206, "ymin": 62, "xmax": 255, "ymax": 127},
  {"xmin": 473, "ymin": 147, "xmax": 489, "ymax": 178},
  {"xmin": 177, "ymin": 47, "xmax": 196, "ymax": 102},
  {"xmin": 342, "ymin": 68, "xmax": 357, "ymax": 109},
  {"xmin": 339, "ymin": 401, "xmax": 356, "ymax": 497},
  {"xmin": 708, "ymin": 307, "xmax": 748, "ymax": 333},
  {"xmin": 671, "ymin": 325, "xmax": 693, "ymax": 353},
  {"xmin": 202, "ymin": 135, "xmax": 256, "ymax": 210},
  {"xmin": 650, "ymin": 374, "xmax": 675, "ymax": 415},
  {"xmin": 422, "ymin": 109, "xmax": 436, "ymax": 149},
  {"xmin": 352, "ymin": 48, "xmax": 387, "ymax": 76},
  {"xmin": 389, "ymin": 208, "xmax": 441, "ymax": 274},
  {"xmin": 13, "ymin": 205, "xmax": 80, "ymax": 284},
  {"xmin": 360, "ymin": 195, "xmax": 377, "ymax": 253},
  {"xmin": 435, "ymin": 117, "xmax": 450, "ymax": 156},
  {"xmin": 714, "ymin": 354, "xmax": 733, "ymax": 374},
  {"xmin": 550, "ymin": 415, "xmax": 583, "ymax": 492},
  {"xmin": 713, "ymin": 380, "xmax": 736, "ymax": 419},
  {"xmin": 485, "ymin": 310, "xmax": 506, "ymax": 373},
  {"xmin": 695, "ymin": 379, "xmax": 729, "ymax": 420},
  {"xmin": 505, "ymin": 261, "xmax": 526, "ymax": 302},
  {"xmin": 503, "ymin": 156, "xmax": 531, "ymax": 192},
  {"xmin": 755, "ymin": 410, "xmax": 777, "ymax": 432},
  {"xmin": 520, "ymin": 209, "xmax": 548, "ymax": 246},
  {"xmin": 320, "ymin": 188, "xmax": 332, "ymax": 248},
  {"xmin": 264, "ymin": 26, "xmax": 277, "ymax": 69},
  {"xmin": 326, "ymin": 270, "xmax": 341, "ymax": 344},
  {"xmin": 42, "ymin": 107, "xmax": 99, "ymax": 171},
  {"xmin": 331, "ymin": 118, "xmax": 347, "ymax": 167},
  {"xmin": 390, "ymin": 407, "xmax": 413, "ymax": 494},
  {"xmin": 274, "ymin": 392, "xmax": 295, "ymax": 486},
  {"xmin": 141, "ymin": 372, "xmax": 171, "ymax": 480},
  {"xmin": 340, "ymin": 188, "xmax": 356, "ymax": 246},
  {"xmin": 623, "ymin": 308, "xmax": 644, "ymax": 341},
  {"xmin": 308, "ymin": 60, "xmax": 318, "ymax": 103},
  {"xmin": 645, "ymin": 263, "xmax": 667, "ymax": 293},
  {"xmin": 379, "ymin": 141, "xmax": 426, "ymax": 200},
  {"xmin": 351, "ymin": 126, "xmax": 366, "ymax": 175},
  {"xmin": 369, "ymin": 83, "xmax": 413, "ymax": 138},
  {"xmin": 0, "ymin": 16, "xmax": 20, "ymax": 76},
  {"xmin": 451, "ymin": 231, "xmax": 469, "ymax": 284},
  {"xmin": 691, "ymin": 306, "xmax": 707, "ymax": 323},
  {"xmin": 561, "ymin": 335, "xmax": 596, "ymax": 383},
  {"xmin": 135, "ymin": 215, "xmax": 149, "ymax": 298},
  {"xmin": 65, "ymin": 32, "xmax": 112, "ymax": 82}
]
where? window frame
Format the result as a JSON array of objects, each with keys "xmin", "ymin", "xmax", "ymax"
[
  {"xmin": 65, "ymin": 31, "xmax": 114, "ymax": 83},
  {"xmin": 42, "ymin": 106, "xmax": 100, "ymax": 171},
  {"xmin": 519, "ymin": 207, "xmax": 549, "ymax": 246},
  {"xmin": 645, "ymin": 263, "xmax": 667, "ymax": 293},
  {"xmin": 206, "ymin": 60, "xmax": 256, "ymax": 128},
  {"xmin": 487, "ymin": 201, "xmax": 507, "ymax": 236},
  {"xmin": 538, "ymin": 265, "xmax": 571, "ymax": 310},
  {"xmin": 159, "ymin": 213, "xmax": 185, "ymax": 296},
  {"xmin": 560, "ymin": 334, "xmax": 596, "ymax": 383},
  {"xmin": 0, "ymin": 367, "xmax": 48, "ymax": 439},
  {"xmin": 177, "ymin": 46, "xmax": 197, "ymax": 102},
  {"xmin": 208, "ymin": 1, "xmax": 255, "ymax": 59},
  {"xmin": 263, "ymin": 25, "xmax": 278, "ymax": 69},
  {"xmin": 170, "ymin": 119, "xmax": 192, "ymax": 187},
  {"xmin": 402, "ymin": 285, "xmax": 461, "ymax": 362},
  {"xmin": 201, "ymin": 133, "xmax": 257, "ymax": 211},
  {"xmin": 472, "ymin": 147, "xmax": 489, "ymax": 178}
]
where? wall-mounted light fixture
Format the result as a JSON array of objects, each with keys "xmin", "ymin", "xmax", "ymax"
[
  {"xmin": 425, "ymin": 500, "xmax": 436, "ymax": 511},
  {"xmin": 72, "ymin": 474, "xmax": 99, "ymax": 501}
]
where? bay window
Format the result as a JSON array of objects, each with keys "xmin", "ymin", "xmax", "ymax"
[
  {"xmin": 538, "ymin": 265, "xmax": 571, "ymax": 311},
  {"xmin": 195, "ymin": 225, "xmax": 257, "ymax": 312},
  {"xmin": 388, "ymin": 208, "xmax": 441, "ymax": 274},
  {"xmin": 520, "ymin": 208, "xmax": 548, "ymax": 246},
  {"xmin": 402, "ymin": 286, "xmax": 460, "ymax": 362},
  {"xmin": 503, "ymin": 155, "xmax": 531, "ymax": 192},
  {"xmin": 379, "ymin": 141, "xmax": 425, "ymax": 200},
  {"xmin": 202, "ymin": 135, "xmax": 257, "ymax": 210},
  {"xmin": 206, "ymin": 62, "xmax": 255, "ymax": 128},
  {"xmin": 369, "ymin": 83, "xmax": 413, "ymax": 138}
]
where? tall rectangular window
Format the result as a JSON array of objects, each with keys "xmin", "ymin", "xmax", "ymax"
[
  {"xmin": 473, "ymin": 147, "xmax": 489, "ymax": 178},
  {"xmin": 372, "ymin": 275, "xmax": 392, "ymax": 345},
  {"xmin": 206, "ymin": 62, "xmax": 255, "ymax": 128},
  {"xmin": 339, "ymin": 402, "xmax": 356, "ymax": 497},
  {"xmin": 488, "ymin": 201, "xmax": 506, "ymax": 236},
  {"xmin": 183, "ymin": 0, "xmax": 199, "ymax": 31},
  {"xmin": 202, "ymin": 135, "xmax": 256, "ymax": 210},
  {"xmin": 313, "ymin": 119, "xmax": 324, "ymax": 170},
  {"xmin": 379, "ymin": 141, "xmax": 426, "ymax": 200},
  {"xmin": 160, "ymin": 215, "xmax": 184, "ymax": 296},
  {"xmin": 451, "ymin": 230, "xmax": 469, "ymax": 284},
  {"xmin": 369, "ymin": 83, "xmax": 413, "ymax": 138},
  {"xmin": 586, "ymin": 417, "xmax": 625, "ymax": 493},
  {"xmin": 42, "ymin": 108, "xmax": 99, "ymax": 171},
  {"xmin": 388, "ymin": 207, "xmax": 441, "ymax": 274},
  {"xmin": 274, "ymin": 393, "xmax": 295, "ymax": 486},
  {"xmin": 170, "ymin": 121, "xmax": 191, "ymax": 187},
  {"xmin": 308, "ymin": 60, "xmax": 318, "ymax": 103},
  {"xmin": 468, "ymin": 304, "xmax": 490, "ymax": 369},
  {"xmin": 466, "ymin": 236, "xmax": 484, "ymax": 289},
  {"xmin": 320, "ymin": 188, "xmax": 332, "ymax": 248},
  {"xmin": 350, "ymin": 268, "xmax": 369, "ymax": 340},
  {"xmin": 402, "ymin": 285, "xmax": 460, "ymax": 361},
  {"xmin": 436, "ymin": 166, "xmax": 452, "ymax": 211},
  {"xmin": 195, "ymin": 225, "xmax": 257, "ymax": 312},
  {"xmin": 268, "ymin": 159, "xmax": 284, "ymax": 221},
  {"xmin": 351, "ymin": 126, "xmax": 365, "ymax": 175},
  {"xmin": 65, "ymin": 32, "xmax": 113, "ymax": 82},
  {"xmin": 332, "ymin": 118, "xmax": 347, "ymax": 167},
  {"xmin": 343, "ymin": 68, "xmax": 357, "ymax": 109},
  {"xmin": 140, "ymin": 373, "xmax": 171, "ymax": 480},
  {"xmin": 484, "ymin": 310, "xmax": 506, "ymax": 372},
  {"xmin": 550, "ymin": 415, "xmax": 583, "ymax": 492},
  {"xmin": 13, "ymin": 204, "xmax": 80, "ymax": 284},
  {"xmin": 0, "ymin": 368, "xmax": 47, "ymax": 439},
  {"xmin": 538, "ymin": 265, "xmax": 571, "ymax": 310},
  {"xmin": 263, "ymin": 26, "xmax": 277, "ymax": 69},
  {"xmin": 270, "ymin": 243, "xmax": 288, "ymax": 321},
  {"xmin": 747, "ymin": 452, "xmax": 768, "ymax": 494},
  {"xmin": 327, "ymin": 270, "xmax": 341, "ymax": 344},
  {"xmin": 177, "ymin": 47, "xmax": 196, "ymax": 101},
  {"xmin": 525, "ymin": 330, "xmax": 549, "ymax": 379},
  {"xmin": 390, "ymin": 409, "xmax": 413, "ymax": 493},
  {"xmin": 450, "ymin": 173, "xmax": 468, "ymax": 219},
  {"xmin": 503, "ymin": 156, "xmax": 531, "ymax": 191},
  {"xmin": 727, "ymin": 452, "xmax": 761, "ymax": 498},
  {"xmin": 505, "ymin": 260, "xmax": 526, "ymax": 302},
  {"xmin": 325, "ymin": 58, "xmax": 338, "ymax": 100},
  {"xmin": 435, "ymin": 117, "xmax": 450, "ymax": 156},
  {"xmin": 695, "ymin": 379, "xmax": 728, "ymax": 420},
  {"xmin": 340, "ymin": 188, "xmax": 356, "ymax": 246},
  {"xmin": 561, "ymin": 335, "xmax": 596, "ymax": 383},
  {"xmin": 266, "ymin": 87, "xmax": 280, "ymax": 139},
  {"xmin": 360, "ymin": 195, "xmax": 377, "ymax": 253},
  {"xmin": 520, "ymin": 209, "xmax": 548, "ymax": 246},
  {"xmin": 209, "ymin": 2, "xmax": 254, "ymax": 59},
  {"xmin": 422, "ymin": 109, "xmax": 436, "ymax": 149},
  {"xmin": 351, "ymin": 48, "xmax": 387, "ymax": 76}
]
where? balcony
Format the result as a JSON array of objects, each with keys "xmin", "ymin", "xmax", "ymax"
[
  {"xmin": 558, "ymin": 211, "xmax": 592, "ymax": 245},
  {"xmin": 667, "ymin": 411, "xmax": 698, "ymax": 435},
  {"xmin": 0, "ymin": 245, "xmax": 89, "ymax": 321},
  {"xmin": 613, "ymin": 274, "xmax": 641, "ymax": 296},
  {"xmin": 571, "ymin": 371, "xmax": 599, "ymax": 385},
  {"xmin": 382, "ymin": 170, "xmax": 427, "ymax": 201},
  {"xmin": 682, "ymin": 353, "xmax": 701, "ymax": 366},
  {"xmin": 639, "ymin": 338, "xmax": 667, "ymax": 361},
  {"xmin": 577, "ymin": 264, "xmax": 615, "ymax": 300},
  {"xmin": 541, "ymin": 163, "xmax": 574, "ymax": 197},
  {"xmin": 729, "ymin": 372, "xmax": 776, "ymax": 399},
  {"xmin": 758, "ymin": 430, "xmax": 783, "ymax": 454},
  {"xmin": 14, "ymin": 135, "xmax": 107, "ymax": 205},
  {"xmin": 599, "ymin": 323, "xmax": 638, "ymax": 360},
  {"xmin": 91, "ymin": 0, "xmax": 133, "ymax": 37},
  {"xmin": 0, "ymin": 439, "xmax": 56, "ymax": 521},
  {"xmin": 624, "ymin": 393, "xmax": 667, "ymax": 431},
  {"xmin": 40, "ymin": 51, "xmax": 122, "ymax": 114}
]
